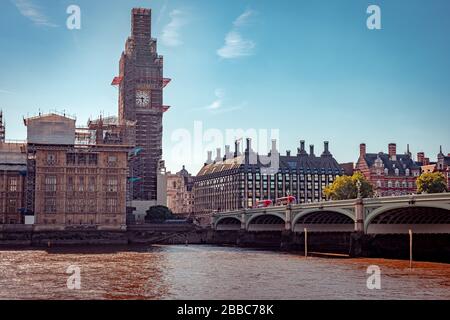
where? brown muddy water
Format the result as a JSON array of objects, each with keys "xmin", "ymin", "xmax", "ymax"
[{"xmin": 0, "ymin": 245, "xmax": 449, "ymax": 300}]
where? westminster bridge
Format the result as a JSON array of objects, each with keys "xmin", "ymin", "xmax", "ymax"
[{"xmin": 212, "ymin": 193, "xmax": 450, "ymax": 235}]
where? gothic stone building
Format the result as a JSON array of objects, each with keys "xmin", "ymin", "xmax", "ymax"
[
  {"xmin": 114, "ymin": 8, "xmax": 170, "ymax": 204},
  {"xmin": 194, "ymin": 139, "xmax": 344, "ymax": 217},
  {"xmin": 0, "ymin": 142, "xmax": 27, "ymax": 224},
  {"xmin": 25, "ymin": 113, "xmax": 131, "ymax": 231},
  {"xmin": 355, "ymin": 143, "xmax": 421, "ymax": 196}
]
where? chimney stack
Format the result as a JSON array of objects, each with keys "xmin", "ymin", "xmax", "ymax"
[
  {"xmin": 324, "ymin": 141, "xmax": 329, "ymax": 153},
  {"xmin": 298, "ymin": 140, "xmax": 306, "ymax": 155},
  {"xmin": 215, "ymin": 148, "xmax": 222, "ymax": 162},
  {"xmin": 309, "ymin": 145, "xmax": 315, "ymax": 156},
  {"xmin": 206, "ymin": 151, "xmax": 212, "ymax": 164},
  {"xmin": 423, "ymin": 157, "xmax": 430, "ymax": 165},
  {"xmin": 225, "ymin": 145, "xmax": 231, "ymax": 159},
  {"xmin": 286, "ymin": 150, "xmax": 291, "ymax": 157},
  {"xmin": 234, "ymin": 140, "xmax": 241, "ymax": 156},
  {"xmin": 271, "ymin": 139, "xmax": 277, "ymax": 152},
  {"xmin": 388, "ymin": 143, "xmax": 397, "ymax": 160},
  {"xmin": 360, "ymin": 143, "xmax": 366, "ymax": 158},
  {"xmin": 417, "ymin": 152, "xmax": 425, "ymax": 163},
  {"xmin": 246, "ymin": 138, "xmax": 252, "ymax": 152}
]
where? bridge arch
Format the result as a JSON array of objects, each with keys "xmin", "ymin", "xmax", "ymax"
[
  {"xmin": 365, "ymin": 204, "xmax": 450, "ymax": 234},
  {"xmin": 215, "ymin": 217, "xmax": 242, "ymax": 231},
  {"xmin": 292, "ymin": 208, "xmax": 355, "ymax": 233},
  {"xmin": 246, "ymin": 212, "xmax": 286, "ymax": 232}
]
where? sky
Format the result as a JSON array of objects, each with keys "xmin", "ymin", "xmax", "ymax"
[{"xmin": 0, "ymin": 0, "xmax": 449, "ymax": 174}]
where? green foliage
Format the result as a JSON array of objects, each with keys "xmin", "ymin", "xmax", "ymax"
[
  {"xmin": 145, "ymin": 205, "xmax": 175, "ymax": 223},
  {"xmin": 416, "ymin": 172, "xmax": 448, "ymax": 194},
  {"xmin": 324, "ymin": 171, "xmax": 374, "ymax": 200}
]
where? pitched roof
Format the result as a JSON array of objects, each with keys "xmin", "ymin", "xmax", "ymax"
[
  {"xmin": 364, "ymin": 152, "xmax": 420, "ymax": 175},
  {"xmin": 196, "ymin": 152, "xmax": 343, "ymax": 177}
]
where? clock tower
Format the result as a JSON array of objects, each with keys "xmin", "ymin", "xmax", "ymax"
[{"xmin": 114, "ymin": 8, "xmax": 170, "ymax": 202}]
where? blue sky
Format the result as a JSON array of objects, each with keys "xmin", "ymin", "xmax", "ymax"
[{"xmin": 0, "ymin": 0, "xmax": 449, "ymax": 173}]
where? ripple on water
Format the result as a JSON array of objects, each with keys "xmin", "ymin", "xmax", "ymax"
[{"xmin": 0, "ymin": 245, "xmax": 449, "ymax": 300}]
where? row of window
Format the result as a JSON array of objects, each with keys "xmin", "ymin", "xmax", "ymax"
[
  {"xmin": 45, "ymin": 153, "xmax": 118, "ymax": 167},
  {"xmin": 41, "ymin": 218, "xmax": 119, "ymax": 225},
  {"xmin": 44, "ymin": 175, "xmax": 119, "ymax": 192},
  {"xmin": 376, "ymin": 180, "xmax": 415, "ymax": 189},
  {"xmin": 43, "ymin": 198, "xmax": 119, "ymax": 214},
  {"xmin": 374, "ymin": 168, "xmax": 420, "ymax": 177}
]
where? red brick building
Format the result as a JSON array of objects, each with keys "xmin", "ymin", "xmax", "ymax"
[{"xmin": 356, "ymin": 143, "xmax": 421, "ymax": 196}]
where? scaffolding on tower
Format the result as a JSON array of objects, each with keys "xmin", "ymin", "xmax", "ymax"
[{"xmin": 0, "ymin": 110, "xmax": 5, "ymax": 143}]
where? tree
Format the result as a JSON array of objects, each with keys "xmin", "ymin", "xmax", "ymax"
[
  {"xmin": 416, "ymin": 172, "xmax": 448, "ymax": 194},
  {"xmin": 145, "ymin": 205, "xmax": 175, "ymax": 223},
  {"xmin": 324, "ymin": 172, "xmax": 374, "ymax": 200}
]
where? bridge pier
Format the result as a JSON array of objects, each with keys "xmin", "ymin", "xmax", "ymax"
[
  {"xmin": 354, "ymin": 199, "xmax": 365, "ymax": 233},
  {"xmin": 241, "ymin": 212, "xmax": 247, "ymax": 231},
  {"xmin": 285, "ymin": 206, "xmax": 292, "ymax": 231}
]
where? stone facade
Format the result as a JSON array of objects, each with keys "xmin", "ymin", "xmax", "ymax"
[
  {"xmin": 25, "ymin": 113, "xmax": 131, "ymax": 231},
  {"xmin": 166, "ymin": 166, "xmax": 194, "ymax": 216}
]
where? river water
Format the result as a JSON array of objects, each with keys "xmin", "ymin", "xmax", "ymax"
[{"xmin": 0, "ymin": 245, "xmax": 449, "ymax": 300}]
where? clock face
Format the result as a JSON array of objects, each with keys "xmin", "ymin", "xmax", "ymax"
[{"xmin": 136, "ymin": 90, "xmax": 150, "ymax": 107}]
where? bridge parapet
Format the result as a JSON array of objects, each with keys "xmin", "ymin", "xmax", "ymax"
[{"xmin": 212, "ymin": 193, "xmax": 450, "ymax": 234}]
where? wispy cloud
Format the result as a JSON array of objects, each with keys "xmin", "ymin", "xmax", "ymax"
[
  {"xmin": 12, "ymin": 0, "xmax": 58, "ymax": 27},
  {"xmin": 0, "ymin": 89, "xmax": 15, "ymax": 95},
  {"xmin": 233, "ymin": 8, "xmax": 256, "ymax": 27},
  {"xmin": 199, "ymin": 89, "xmax": 246, "ymax": 115},
  {"xmin": 217, "ymin": 9, "xmax": 256, "ymax": 59},
  {"xmin": 161, "ymin": 9, "xmax": 187, "ymax": 47},
  {"xmin": 205, "ymin": 89, "xmax": 225, "ymax": 110}
]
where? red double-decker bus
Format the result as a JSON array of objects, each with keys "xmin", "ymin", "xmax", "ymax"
[
  {"xmin": 275, "ymin": 196, "xmax": 296, "ymax": 206},
  {"xmin": 253, "ymin": 200, "xmax": 273, "ymax": 208}
]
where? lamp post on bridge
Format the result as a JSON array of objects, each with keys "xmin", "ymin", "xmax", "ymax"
[
  {"xmin": 356, "ymin": 179, "xmax": 362, "ymax": 199},
  {"xmin": 355, "ymin": 179, "xmax": 365, "ymax": 233}
]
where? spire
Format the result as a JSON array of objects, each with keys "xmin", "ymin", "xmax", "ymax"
[{"xmin": 438, "ymin": 145, "xmax": 444, "ymax": 158}]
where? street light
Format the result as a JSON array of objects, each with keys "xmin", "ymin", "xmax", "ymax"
[{"xmin": 356, "ymin": 179, "xmax": 362, "ymax": 199}]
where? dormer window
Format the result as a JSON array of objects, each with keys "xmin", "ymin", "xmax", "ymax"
[
  {"xmin": 384, "ymin": 168, "xmax": 389, "ymax": 175},
  {"xmin": 395, "ymin": 168, "xmax": 399, "ymax": 176},
  {"xmin": 375, "ymin": 157, "xmax": 383, "ymax": 168},
  {"xmin": 405, "ymin": 168, "xmax": 410, "ymax": 176}
]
